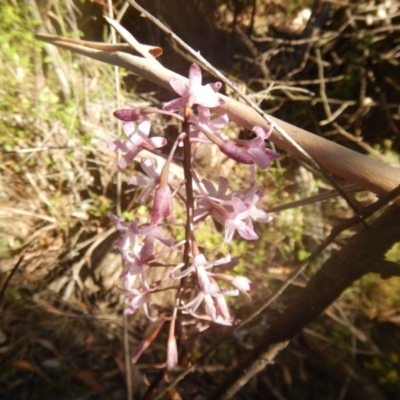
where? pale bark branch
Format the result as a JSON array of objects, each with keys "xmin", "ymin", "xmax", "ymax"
[{"xmin": 35, "ymin": 33, "xmax": 400, "ymax": 200}]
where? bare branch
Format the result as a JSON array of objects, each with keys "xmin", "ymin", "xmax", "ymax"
[
  {"xmin": 369, "ymin": 260, "xmax": 400, "ymax": 278},
  {"xmin": 216, "ymin": 341, "xmax": 290, "ymax": 400},
  {"xmin": 35, "ymin": 33, "xmax": 400, "ymax": 201}
]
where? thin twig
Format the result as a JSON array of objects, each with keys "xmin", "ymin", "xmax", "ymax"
[
  {"xmin": 266, "ymin": 183, "xmax": 362, "ymax": 213},
  {"xmin": 216, "ymin": 341, "xmax": 290, "ymax": 400}
]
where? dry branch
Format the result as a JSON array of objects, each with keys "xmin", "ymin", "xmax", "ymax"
[{"xmin": 36, "ymin": 32, "xmax": 400, "ymax": 200}]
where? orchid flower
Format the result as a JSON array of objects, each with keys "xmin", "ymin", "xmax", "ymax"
[
  {"xmin": 163, "ymin": 63, "xmax": 224, "ymax": 111},
  {"xmin": 124, "ymin": 288, "xmax": 156, "ymax": 322},
  {"xmin": 219, "ymin": 126, "xmax": 279, "ymax": 169},
  {"xmin": 170, "ymin": 253, "xmax": 232, "ymax": 295},
  {"xmin": 108, "ymin": 117, "xmax": 167, "ymax": 171},
  {"xmin": 188, "ymin": 105, "xmax": 229, "ymax": 142},
  {"xmin": 128, "ymin": 157, "xmax": 176, "ymax": 204},
  {"xmin": 224, "ymin": 195, "xmax": 260, "ymax": 242},
  {"xmin": 181, "ymin": 280, "xmax": 237, "ymax": 326},
  {"xmin": 120, "ymin": 241, "xmax": 154, "ymax": 290}
]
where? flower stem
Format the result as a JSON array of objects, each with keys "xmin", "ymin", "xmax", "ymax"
[{"xmin": 182, "ymin": 106, "xmax": 196, "ymax": 268}]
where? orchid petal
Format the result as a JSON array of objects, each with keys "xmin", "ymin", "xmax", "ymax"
[
  {"xmin": 249, "ymin": 147, "xmax": 272, "ymax": 169},
  {"xmin": 127, "ymin": 175, "xmax": 153, "ymax": 186},
  {"xmin": 148, "ymin": 137, "xmax": 167, "ymax": 148},
  {"xmin": 169, "ymin": 76, "xmax": 187, "ymax": 96},
  {"xmin": 118, "ymin": 152, "xmax": 139, "ymax": 171},
  {"xmin": 163, "ymin": 97, "xmax": 187, "ymax": 112},
  {"xmin": 189, "ymin": 63, "xmax": 202, "ymax": 87},
  {"xmin": 204, "ymin": 294, "xmax": 217, "ymax": 321},
  {"xmin": 166, "ymin": 335, "xmax": 178, "ymax": 370},
  {"xmin": 140, "ymin": 157, "xmax": 158, "ymax": 178}
]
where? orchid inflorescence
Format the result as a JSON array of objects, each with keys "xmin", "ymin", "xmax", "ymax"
[{"xmin": 108, "ymin": 63, "xmax": 279, "ymax": 369}]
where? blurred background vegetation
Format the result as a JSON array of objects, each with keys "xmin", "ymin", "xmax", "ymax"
[{"xmin": 1, "ymin": 0, "xmax": 400, "ymax": 399}]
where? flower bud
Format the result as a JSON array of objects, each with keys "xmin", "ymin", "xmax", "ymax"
[
  {"xmin": 150, "ymin": 186, "xmax": 172, "ymax": 224},
  {"xmin": 113, "ymin": 108, "xmax": 143, "ymax": 121},
  {"xmin": 219, "ymin": 140, "xmax": 254, "ymax": 164}
]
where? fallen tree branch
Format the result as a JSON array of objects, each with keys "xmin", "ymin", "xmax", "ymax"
[{"xmin": 35, "ymin": 32, "xmax": 400, "ymax": 199}]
